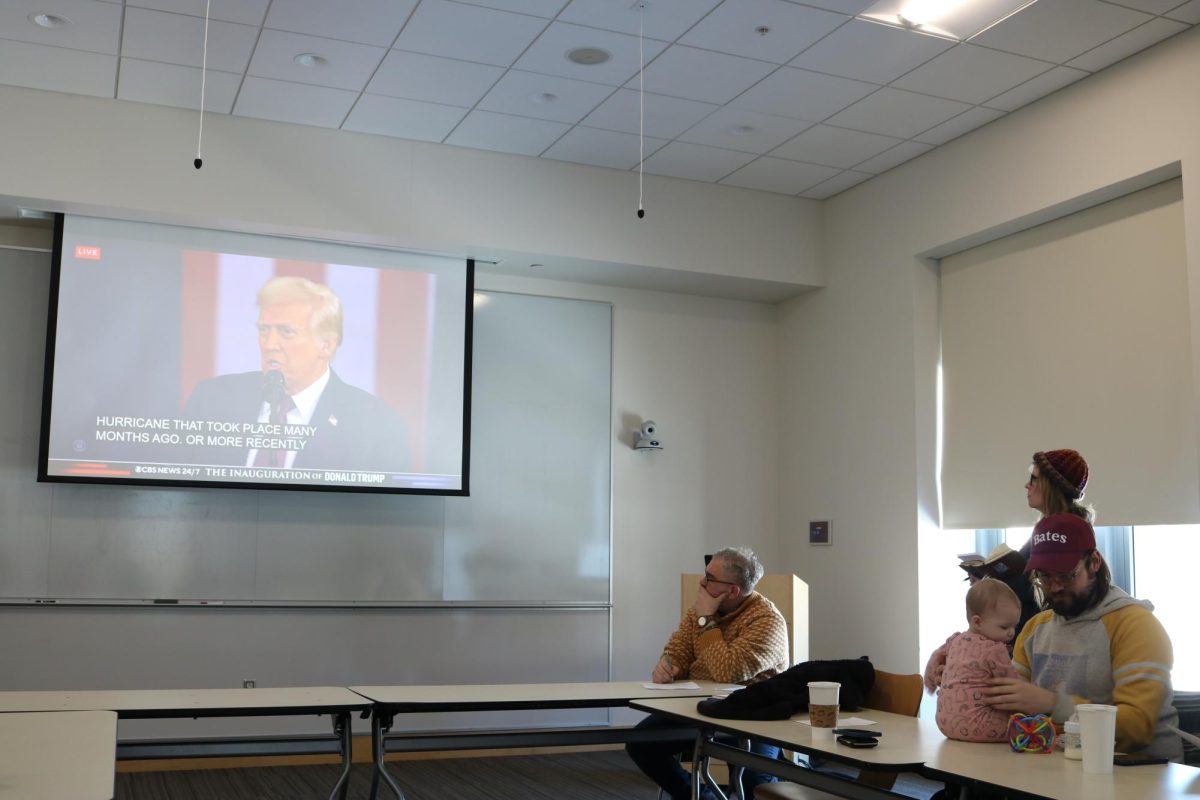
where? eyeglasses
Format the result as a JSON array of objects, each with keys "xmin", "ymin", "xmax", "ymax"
[
  {"xmin": 701, "ymin": 571, "xmax": 737, "ymax": 587},
  {"xmin": 1025, "ymin": 471, "xmax": 1041, "ymax": 488},
  {"xmin": 1030, "ymin": 558, "xmax": 1087, "ymax": 588}
]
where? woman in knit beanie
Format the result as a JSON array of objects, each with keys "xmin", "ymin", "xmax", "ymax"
[{"xmin": 1026, "ymin": 449, "xmax": 1094, "ymax": 524}]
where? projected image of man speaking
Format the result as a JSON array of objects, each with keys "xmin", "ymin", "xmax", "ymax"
[{"xmin": 183, "ymin": 276, "xmax": 409, "ymax": 473}]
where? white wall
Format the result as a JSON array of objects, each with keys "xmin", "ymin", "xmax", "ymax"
[
  {"xmin": 0, "ymin": 84, "xmax": 822, "ymax": 293},
  {"xmin": 779, "ymin": 26, "xmax": 1200, "ymax": 670},
  {"xmin": 476, "ymin": 273, "xmax": 780, "ymax": 691}
]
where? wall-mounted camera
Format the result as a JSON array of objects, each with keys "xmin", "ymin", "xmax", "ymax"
[{"xmin": 634, "ymin": 420, "xmax": 663, "ymax": 451}]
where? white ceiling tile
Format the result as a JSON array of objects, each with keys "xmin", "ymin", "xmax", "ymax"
[
  {"xmin": 798, "ymin": 169, "xmax": 872, "ymax": 198},
  {"xmin": 678, "ymin": 107, "xmax": 812, "ymax": 153},
  {"xmin": 122, "ymin": 7, "xmax": 259, "ymax": 72},
  {"xmin": 513, "ymin": 22, "xmax": 668, "ymax": 86},
  {"xmin": 444, "ymin": 109, "xmax": 570, "ymax": 155},
  {"xmin": 913, "ymin": 106, "xmax": 1005, "ymax": 144},
  {"xmin": 770, "ymin": 123, "xmax": 901, "ymax": 166},
  {"xmin": 640, "ymin": 141, "xmax": 757, "ymax": 181},
  {"xmin": 971, "ymin": 0, "xmax": 1153, "ymax": 64},
  {"xmin": 1165, "ymin": 0, "xmax": 1200, "ymax": 22},
  {"xmin": 788, "ymin": 0, "xmax": 875, "ymax": 14},
  {"xmin": 128, "ymin": 0, "xmax": 269, "ymax": 26},
  {"xmin": 478, "ymin": 70, "xmax": 616, "ymax": 123},
  {"xmin": 631, "ymin": 45, "xmax": 776, "ymax": 104},
  {"xmin": 825, "ymin": 86, "xmax": 970, "ymax": 138},
  {"xmin": 543, "ymin": 126, "xmax": 668, "ymax": 169},
  {"xmin": 342, "ymin": 94, "xmax": 469, "ymax": 142},
  {"xmin": 891, "ymin": 44, "xmax": 1051, "ymax": 105},
  {"xmin": 0, "ymin": 0, "xmax": 122, "ymax": 54},
  {"xmin": 851, "ymin": 139, "xmax": 934, "ymax": 172},
  {"xmin": 719, "ymin": 157, "xmax": 841, "ymax": 194},
  {"xmin": 394, "ymin": 0, "xmax": 548, "ymax": 66},
  {"xmin": 265, "ymin": 0, "xmax": 417, "ymax": 47},
  {"xmin": 1066, "ymin": 18, "xmax": 1190, "ymax": 72},
  {"xmin": 680, "ymin": 0, "xmax": 848, "ymax": 64},
  {"xmin": 233, "ymin": 76, "xmax": 359, "ymax": 127},
  {"xmin": 1101, "ymin": 0, "xmax": 1186, "ymax": 14},
  {"xmin": 581, "ymin": 88, "xmax": 719, "ymax": 138},
  {"xmin": 367, "ymin": 51, "xmax": 503, "ymax": 106},
  {"xmin": 558, "ymin": 0, "xmax": 722, "ymax": 40},
  {"xmin": 118, "ymin": 58, "xmax": 241, "ymax": 112},
  {"xmin": 730, "ymin": 66, "xmax": 878, "ymax": 121},
  {"xmin": 0, "ymin": 39, "xmax": 115, "ymax": 97},
  {"xmin": 453, "ymin": 0, "xmax": 569, "ymax": 17},
  {"xmin": 248, "ymin": 30, "xmax": 386, "ymax": 90},
  {"xmin": 983, "ymin": 65, "xmax": 1089, "ymax": 110},
  {"xmin": 789, "ymin": 19, "xmax": 952, "ymax": 84}
]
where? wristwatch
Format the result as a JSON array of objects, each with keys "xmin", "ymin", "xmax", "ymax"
[{"xmin": 697, "ymin": 616, "xmax": 709, "ymax": 627}]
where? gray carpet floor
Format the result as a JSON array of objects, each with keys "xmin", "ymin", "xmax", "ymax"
[{"xmin": 115, "ymin": 750, "xmax": 661, "ymax": 800}]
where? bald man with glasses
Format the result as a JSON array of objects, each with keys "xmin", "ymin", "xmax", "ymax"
[
  {"xmin": 627, "ymin": 546, "xmax": 789, "ymax": 800},
  {"xmin": 982, "ymin": 514, "xmax": 1182, "ymax": 761}
]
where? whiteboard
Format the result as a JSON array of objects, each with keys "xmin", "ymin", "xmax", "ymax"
[{"xmin": 0, "ymin": 247, "xmax": 612, "ymax": 606}]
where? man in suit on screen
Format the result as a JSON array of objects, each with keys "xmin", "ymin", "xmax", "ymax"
[{"xmin": 183, "ymin": 276, "xmax": 409, "ymax": 472}]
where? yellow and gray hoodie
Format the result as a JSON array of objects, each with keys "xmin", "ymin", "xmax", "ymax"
[{"xmin": 1013, "ymin": 586, "xmax": 1182, "ymax": 760}]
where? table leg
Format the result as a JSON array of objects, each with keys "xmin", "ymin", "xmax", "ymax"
[
  {"xmin": 327, "ymin": 711, "xmax": 353, "ymax": 800},
  {"xmin": 368, "ymin": 708, "xmax": 407, "ymax": 800},
  {"xmin": 692, "ymin": 730, "xmax": 729, "ymax": 800}
]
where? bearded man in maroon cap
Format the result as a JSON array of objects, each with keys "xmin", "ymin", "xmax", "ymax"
[{"xmin": 982, "ymin": 513, "xmax": 1182, "ymax": 761}]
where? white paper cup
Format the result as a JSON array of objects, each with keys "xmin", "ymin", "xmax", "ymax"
[
  {"xmin": 807, "ymin": 681, "xmax": 840, "ymax": 731},
  {"xmin": 1076, "ymin": 704, "xmax": 1117, "ymax": 774}
]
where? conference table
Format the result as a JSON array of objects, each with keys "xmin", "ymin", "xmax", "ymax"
[
  {"xmin": 0, "ymin": 687, "xmax": 370, "ymax": 800},
  {"xmin": 351, "ymin": 680, "xmax": 730, "ymax": 800},
  {"xmin": 633, "ymin": 695, "xmax": 1200, "ymax": 800},
  {"xmin": 0, "ymin": 710, "xmax": 117, "ymax": 800}
]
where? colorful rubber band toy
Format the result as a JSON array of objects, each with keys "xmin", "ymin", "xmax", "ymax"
[{"xmin": 1007, "ymin": 712, "xmax": 1057, "ymax": 753}]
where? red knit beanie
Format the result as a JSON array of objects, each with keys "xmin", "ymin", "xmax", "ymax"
[{"xmin": 1033, "ymin": 449, "xmax": 1088, "ymax": 500}]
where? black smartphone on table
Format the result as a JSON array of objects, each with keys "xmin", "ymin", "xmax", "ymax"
[{"xmin": 1113, "ymin": 753, "xmax": 1168, "ymax": 766}]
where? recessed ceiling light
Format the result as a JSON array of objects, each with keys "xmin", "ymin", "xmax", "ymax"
[
  {"xmin": 567, "ymin": 47, "xmax": 612, "ymax": 66},
  {"xmin": 29, "ymin": 12, "xmax": 69, "ymax": 29},
  {"xmin": 531, "ymin": 92, "xmax": 559, "ymax": 105},
  {"xmin": 859, "ymin": 0, "xmax": 1040, "ymax": 40},
  {"xmin": 293, "ymin": 53, "xmax": 328, "ymax": 68}
]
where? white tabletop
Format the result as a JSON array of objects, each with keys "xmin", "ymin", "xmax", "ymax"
[
  {"xmin": 351, "ymin": 680, "xmax": 729, "ymax": 707},
  {"xmin": 0, "ymin": 687, "xmax": 369, "ymax": 715},
  {"xmin": 925, "ymin": 738, "xmax": 1200, "ymax": 800},
  {"xmin": 0, "ymin": 710, "xmax": 116, "ymax": 800},
  {"xmin": 631, "ymin": 695, "xmax": 943, "ymax": 768}
]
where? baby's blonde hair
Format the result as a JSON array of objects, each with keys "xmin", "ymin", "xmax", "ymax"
[{"xmin": 966, "ymin": 577, "xmax": 1020, "ymax": 619}]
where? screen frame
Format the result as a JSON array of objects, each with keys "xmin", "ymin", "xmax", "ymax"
[{"xmin": 36, "ymin": 213, "xmax": 474, "ymax": 497}]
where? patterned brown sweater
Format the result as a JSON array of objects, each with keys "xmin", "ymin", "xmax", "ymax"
[{"xmin": 662, "ymin": 592, "xmax": 789, "ymax": 685}]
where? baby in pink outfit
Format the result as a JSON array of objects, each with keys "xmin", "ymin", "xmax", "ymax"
[{"xmin": 935, "ymin": 578, "xmax": 1021, "ymax": 742}]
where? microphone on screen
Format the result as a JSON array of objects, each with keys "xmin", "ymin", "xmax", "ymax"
[{"xmin": 263, "ymin": 369, "xmax": 286, "ymax": 406}]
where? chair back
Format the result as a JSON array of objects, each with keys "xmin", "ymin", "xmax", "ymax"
[{"xmin": 864, "ymin": 670, "xmax": 922, "ymax": 717}]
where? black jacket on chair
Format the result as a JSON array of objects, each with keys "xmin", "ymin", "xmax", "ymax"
[{"xmin": 696, "ymin": 657, "xmax": 875, "ymax": 721}]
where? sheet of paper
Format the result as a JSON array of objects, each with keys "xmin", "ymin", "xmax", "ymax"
[
  {"xmin": 798, "ymin": 716, "xmax": 876, "ymax": 727},
  {"xmin": 642, "ymin": 681, "xmax": 703, "ymax": 690}
]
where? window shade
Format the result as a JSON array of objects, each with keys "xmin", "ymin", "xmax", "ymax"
[{"xmin": 941, "ymin": 178, "xmax": 1197, "ymax": 529}]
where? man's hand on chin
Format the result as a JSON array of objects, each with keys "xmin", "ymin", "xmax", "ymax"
[{"xmin": 693, "ymin": 586, "xmax": 724, "ymax": 618}]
